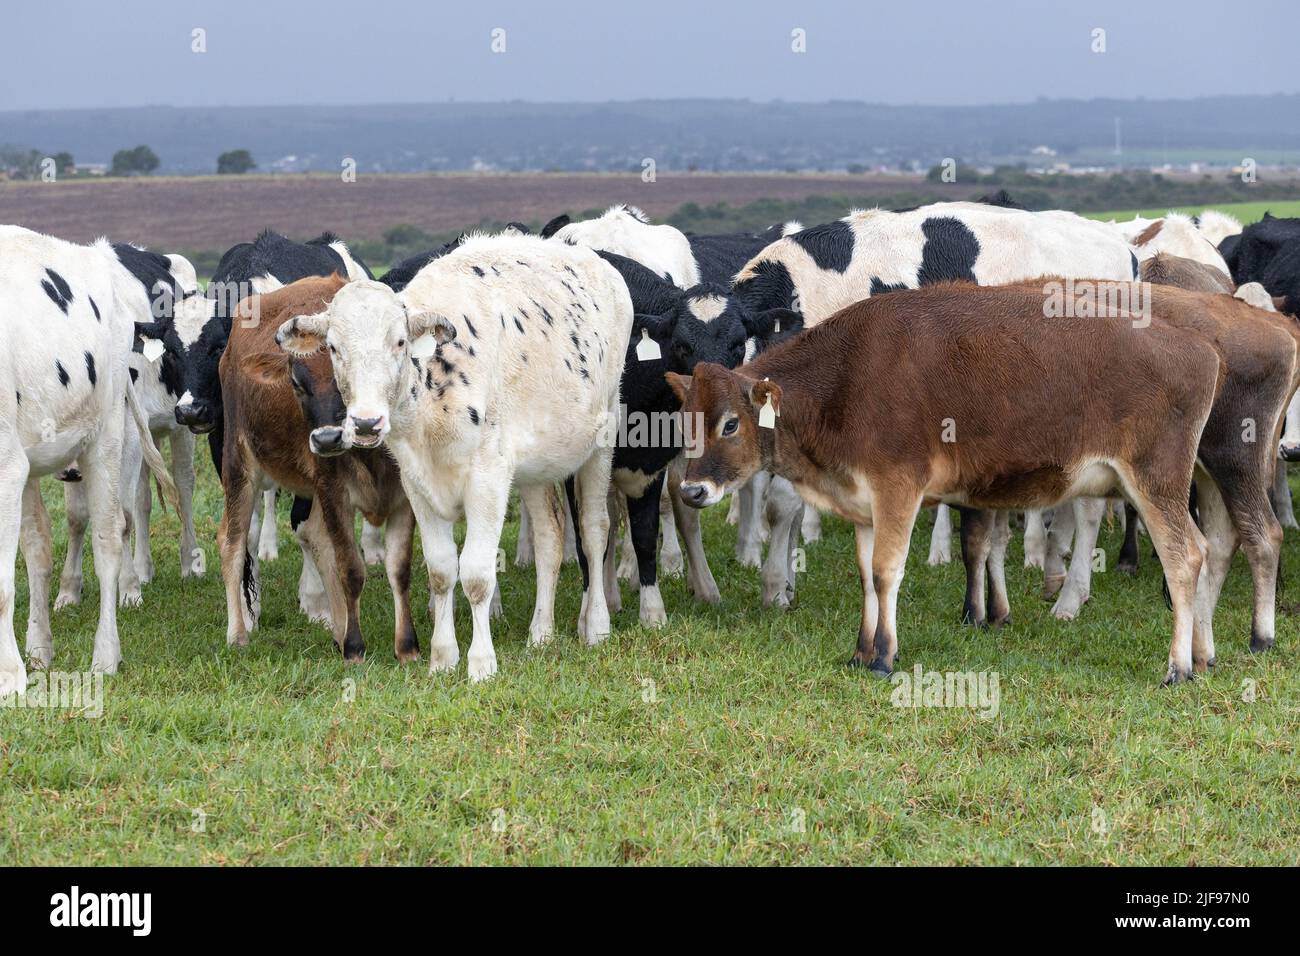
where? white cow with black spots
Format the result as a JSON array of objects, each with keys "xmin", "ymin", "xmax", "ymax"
[
  {"xmin": 277, "ymin": 234, "xmax": 633, "ymax": 681},
  {"xmin": 0, "ymin": 226, "xmax": 178, "ymax": 696}
]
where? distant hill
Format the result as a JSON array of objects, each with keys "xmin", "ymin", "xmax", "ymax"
[{"xmin": 3, "ymin": 96, "xmax": 1299, "ymax": 174}]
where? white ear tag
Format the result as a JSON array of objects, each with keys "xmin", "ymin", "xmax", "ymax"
[
  {"xmin": 410, "ymin": 334, "xmax": 439, "ymax": 359},
  {"xmin": 636, "ymin": 328, "xmax": 661, "ymax": 362},
  {"xmin": 141, "ymin": 337, "xmax": 164, "ymax": 363},
  {"xmin": 774, "ymin": 316, "xmax": 781, "ymax": 333},
  {"xmin": 758, "ymin": 379, "xmax": 777, "ymax": 429}
]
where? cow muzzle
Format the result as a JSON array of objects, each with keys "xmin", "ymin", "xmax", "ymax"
[
  {"xmin": 1280, "ymin": 440, "xmax": 1300, "ymax": 463},
  {"xmin": 175, "ymin": 399, "xmax": 214, "ymax": 433},
  {"xmin": 310, "ymin": 426, "xmax": 349, "ymax": 457},
  {"xmin": 679, "ymin": 479, "xmax": 723, "ymax": 509},
  {"xmin": 349, "ymin": 412, "xmax": 388, "ymax": 448}
]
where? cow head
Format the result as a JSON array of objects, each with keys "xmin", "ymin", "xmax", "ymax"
[
  {"xmin": 275, "ymin": 279, "xmax": 456, "ymax": 448},
  {"xmin": 161, "ymin": 289, "xmax": 230, "ymax": 433},
  {"xmin": 667, "ymin": 364, "xmax": 780, "ymax": 508},
  {"xmin": 238, "ymin": 351, "xmax": 352, "ymax": 456}
]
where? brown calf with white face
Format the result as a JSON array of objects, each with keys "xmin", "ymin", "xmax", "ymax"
[
  {"xmin": 217, "ymin": 274, "xmax": 418, "ymax": 662},
  {"xmin": 669, "ymin": 281, "xmax": 1224, "ymax": 684}
]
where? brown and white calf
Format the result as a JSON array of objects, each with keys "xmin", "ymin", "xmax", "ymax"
[
  {"xmin": 217, "ymin": 275, "xmax": 418, "ymax": 661},
  {"xmin": 670, "ymin": 281, "xmax": 1224, "ymax": 684}
]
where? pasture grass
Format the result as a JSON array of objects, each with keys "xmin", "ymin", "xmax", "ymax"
[
  {"xmin": 1, "ymin": 463, "xmax": 1297, "ymax": 866},
  {"xmin": 1085, "ymin": 200, "xmax": 1300, "ymax": 224}
]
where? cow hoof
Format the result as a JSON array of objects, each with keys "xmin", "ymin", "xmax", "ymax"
[
  {"xmin": 227, "ymin": 632, "xmax": 249, "ymax": 648},
  {"xmin": 91, "ymin": 653, "xmax": 121, "ymax": 675},
  {"xmin": 527, "ymin": 626, "xmax": 554, "ymax": 648},
  {"xmin": 362, "ymin": 547, "xmax": 386, "ymax": 567},
  {"xmin": 659, "ymin": 552, "xmax": 685, "ymax": 578},
  {"xmin": 26, "ymin": 640, "xmax": 53, "ymax": 669},
  {"xmin": 927, "ymin": 547, "xmax": 951, "ymax": 567},
  {"xmin": 0, "ymin": 664, "xmax": 27, "ymax": 697},
  {"xmin": 427, "ymin": 643, "xmax": 459, "ymax": 674},
  {"xmin": 53, "ymin": 589, "xmax": 80, "ymax": 611},
  {"xmin": 736, "ymin": 547, "xmax": 763, "ymax": 569},
  {"xmin": 1042, "ymin": 574, "xmax": 1066, "ymax": 599},
  {"xmin": 119, "ymin": 589, "xmax": 143, "ymax": 609},
  {"xmin": 1117, "ymin": 561, "xmax": 1137, "ymax": 576},
  {"xmin": 1162, "ymin": 663, "xmax": 1194, "ymax": 686},
  {"xmin": 467, "ymin": 653, "xmax": 497, "ymax": 682},
  {"xmin": 639, "ymin": 593, "xmax": 667, "ymax": 628},
  {"xmin": 1249, "ymin": 633, "xmax": 1275, "ymax": 654},
  {"xmin": 1207, "ymin": 656, "xmax": 1217, "ymax": 668}
]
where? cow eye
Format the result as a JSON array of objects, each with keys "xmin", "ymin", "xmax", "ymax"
[
  {"xmin": 722, "ymin": 417, "xmax": 739, "ymax": 436},
  {"xmin": 395, "ymin": 339, "xmax": 406, "ymax": 350}
]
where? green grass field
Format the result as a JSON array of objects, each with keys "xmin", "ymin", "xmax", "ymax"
[
  {"xmin": 1085, "ymin": 200, "xmax": 1300, "ymax": 224},
  {"xmin": 2, "ymin": 460, "xmax": 1298, "ymax": 865}
]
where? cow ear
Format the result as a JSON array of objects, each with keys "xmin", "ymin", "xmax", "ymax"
[
  {"xmin": 408, "ymin": 311, "xmax": 457, "ymax": 347},
  {"xmin": 665, "ymin": 372, "xmax": 692, "ymax": 403},
  {"xmin": 275, "ymin": 312, "xmax": 328, "ymax": 355},
  {"xmin": 541, "ymin": 214, "xmax": 571, "ymax": 239},
  {"xmin": 240, "ymin": 351, "xmax": 290, "ymax": 389},
  {"xmin": 635, "ymin": 312, "xmax": 675, "ymax": 340},
  {"xmin": 748, "ymin": 377, "xmax": 783, "ymax": 415},
  {"xmin": 134, "ymin": 320, "xmax": 167, "ymax": 342}
]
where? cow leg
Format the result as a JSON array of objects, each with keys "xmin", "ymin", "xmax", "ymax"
[
  {"xmin": 726, "ymin": 492, "xmax": 740, "ymax": 525},
  {"xmin": 574, "ymin": 450, "xmax": 614, "ymax": 647},
  {"xmin": 801, "ymin": 507, "xmax": 822, "ymax": 544},
  {"xmin": 256, "ymin": 488, "xmax": 279, "ymax": 562},
  {"xmin": 1271, "ymin": 464, "xmax": 1297, "ymax": 529},
  {"xmin": 735, "ymin": 471, "xmax": 769, "ymax": 567},
  {"xmin": 626, "ymin": 471, "xmax": 667, "ymax": 626},
  {"xmin": 82, "ymin": 416, "xmax": 127, "ymax": 674},
  {"xmin": 1133, "ymin": 491, "xmax": 1205, "ymax": 685},
  {"xmin": 958, "ymin": 506, "xmax": 991, "ymax": 627},
  {"xmin": 291, "ymin": 497, "xmax": 330, "ymax": 626},
  {"xmin": 1052, "ymin": 497, "xmax": 1106, "ymax": 620},
  {"xmin": 666, "ymin": 456, "xmax": 720, "ymax": 604},
  {"xmin": 986, "ymin": 509, "xmax": 1012, "ymax": 626},
  {"xmin": 411, "ymin": 491, "xmax": 459, "ymax": 675},
  {"xmin": 560, "ymin": 487, "xmax": 577, "ymax": 562},
  {"xmin": 116, "ymin": 422, "xmax": 143, "ymax": 607},
  {"xmin": 515, "ymin": 495, "xmax": 535, "ymax": 568},
  {"xmin": 383, "ymin": 502, "xmax": 420, "ymax": 662},
  {"xmin": 20, "ymin": 482, "xmax": 54, "ymax": 669},
  {"xmin": 218, "ymin": 453, "xmax": 258, "ymax": 648},
  {"xmin": 1022, "ymin": 509, "xmax": 1046, "ymax": 570},
  {"xmin": 614, "ymin": 491, "xmax": 636, "ymax": 585},
  {"xmin": 658, "ymin": 481, "xmax": 684, "ymax": 577},
  {"xmin": 0, "ymin": 431, "xmax": 29, "ymax": 697},
  {"xmin": 459, "ymin": 458, "xmax": 510, "ymax": 681},
  {"xmin": 520, "ymin": 482, "xmax": 564, "ymax": 646},
  {"xmin": 55, "ymin": 477, "xmax": 89, "ymax": 609},
  {"xmin": 762, "ymin": 477, "xmax": 802, "ymax": 608},
  {"xmin": 850, "ymin": 522, "xmax": 879, "ymax": 666},
  {"xmin": 168, "ymin": 427, "xmax": 200, "ymax": 579},
  {"xmin": 132, "ymin": 451, "xmax": 155, "ymax": 586},
  {"xmin": 602, "ymin": 488, "xmax": 623, "ymax": 614},
  {"xmin": 1042, "ymin": 502, "xmax": 1075, "ymax": 598},
  {"xmin": 1191, "ymin": 471, "xmax": 1236, "ymax": 669},
  {"xmin": 361, "ymin": 519, "xmax": 386, "ymax": 567},
  {"xmin": 1218, "ymin": 467, "xmax": 1284, "ymax": 655},
  {"xmin": 928, "ymin": 503, "xmax": 953, "ymax": 566},
  {"xmin": 320, "ymin": 491, "xmax": 366, "ymax": 661},
  {"xmin": 1118, "ymin": 502, "xmax": 1141, "ymax": 575},
  {"xmin": 859, "ymin": 491, "xmax": 922, "ymax": 676}
]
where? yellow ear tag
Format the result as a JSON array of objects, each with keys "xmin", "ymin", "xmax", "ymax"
[
  {"xmin": 758, "ymin": 379, "xmax": 777, "ymax": 429},
  {"xmin": 636, "ymin": 328, "xmax": 661, "ymax": 362},
  {"xmin": 141, "ymin": 337, "xmax": 165, "ymax": 363}
]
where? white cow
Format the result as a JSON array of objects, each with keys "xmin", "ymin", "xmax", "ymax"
[
  {"xmin": 276, "ymin": 234, "xmax": 633, "ymax": 681},
  {"xmin": 1195, "ymin": 210, "xmax": 1244, "ymax": 248},
  {"xmin": 731, "ymin": 201, "xmax": 1138, "ymax": 621},
  {"xmin": 0, "ymin": 226, "xmax": 178, "ymax": 696},
  {"xmin": 1110, "ymin": 211, "xmax": 1232, "ymax": 276}
]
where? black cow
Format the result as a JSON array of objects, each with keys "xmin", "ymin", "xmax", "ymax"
[{"xmin": 1228, "ymin": 213, "xmax": 1300, "ymax": 315}]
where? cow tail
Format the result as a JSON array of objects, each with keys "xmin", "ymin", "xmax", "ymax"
[{"xmin": 126, "ymin": 379, "xmax": 180, "ymax": 511}]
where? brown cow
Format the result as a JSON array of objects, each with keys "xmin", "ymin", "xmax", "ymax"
[
  {"xmin": 217, "ymin": 274, "xmax": 418, "ymax": 662},
  {"xmin": 1140, "ymin": 253, "xmax": 1235, "ymax": 295},
  {"xmin": 1094, "ymin": 275, "xmax": 1300, "ymax": 657},
  {"xmin": 668, "ymin": 281, "xmax": 1224, "ymax": 684}
]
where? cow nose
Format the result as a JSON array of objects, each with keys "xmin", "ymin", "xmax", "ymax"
[
  {"xmin": 175, "ymin": 399, "xmax": 209, "ymax": 427},
  {"xmin": 310, "ymin": 426, "xmax": 346, "ymax": 456},
  {"xmin": 680, "ymin": 482, "xmax": 710, "ymax": 508},
  {"xmin": 1281, "ymin": 441, "xmax": 1300, "ymax": 463},
  {"xmin": 352, "ymin": 415, "xmax": 384, "ymax": 436}
]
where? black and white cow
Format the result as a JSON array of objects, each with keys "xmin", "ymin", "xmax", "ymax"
[
  {"xmin": 730, "ymin": 200, "xmax": 1138, "ymax": 623},
  {"xmin": 0, "ymin": 226, "xmax": 178, "ymax": 696},
  {"xmin": 572, "ymin": 250, "xmax": 799, "ymax": 622},
  {"xmin": 56, "ymin": 244, "xmax": 205, "ymax": 610}
]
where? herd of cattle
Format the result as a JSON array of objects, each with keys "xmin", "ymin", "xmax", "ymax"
[{"xmin": 3, "ymin": 193, "xmax": 1300, "ymax": 693}]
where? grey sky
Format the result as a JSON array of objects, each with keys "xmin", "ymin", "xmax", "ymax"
[{"xmin": 2, "ymin": 0, "xmax": 1295, "ymax": 111}]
